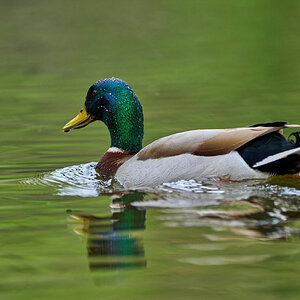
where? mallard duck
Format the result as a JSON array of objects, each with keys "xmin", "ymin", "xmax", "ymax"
[{"xmin": 62, "ymin": 78, "xmax": 300, "ymax": 189}]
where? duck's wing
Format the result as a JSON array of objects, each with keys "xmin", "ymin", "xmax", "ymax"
[{"xmin": 137, "ymin": 122, "xmax": 300, "ymax": 160}]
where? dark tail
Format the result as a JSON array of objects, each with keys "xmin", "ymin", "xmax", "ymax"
[{"xmin": 238, "ymin": 132, "xmax": 300, "ymax": 175}]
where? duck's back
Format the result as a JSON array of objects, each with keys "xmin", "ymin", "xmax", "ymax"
[{"xmin": 115, "ymin": 125, "xmax": 300, "ymax": 189}]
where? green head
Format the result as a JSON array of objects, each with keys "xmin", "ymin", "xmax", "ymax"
[{"xmin": 63, "ymin": 78, "xmax": 144, "ymax": 153}]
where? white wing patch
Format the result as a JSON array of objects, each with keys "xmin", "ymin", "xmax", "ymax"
[{"xmin": 253, "ymin": 147, "xmax": 300, "ymax": 168}]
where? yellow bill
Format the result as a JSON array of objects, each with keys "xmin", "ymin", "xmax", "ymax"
[{"xmin": 62, "ymin": 107, "xmax": 94, "ymax": 132}]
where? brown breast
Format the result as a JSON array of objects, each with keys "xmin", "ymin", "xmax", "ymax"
[{"xmin": 96, "ymin": 151, "xmax": 134, "ymax": 177}]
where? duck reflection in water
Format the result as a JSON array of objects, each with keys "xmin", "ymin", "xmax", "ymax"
[
  {"xmin": 165, "ymin": 194, "xmax": 300, "ymax": 240},
  {"xmin": 67, "ymin": 191, "xmax": 146, "ymax": 271}
]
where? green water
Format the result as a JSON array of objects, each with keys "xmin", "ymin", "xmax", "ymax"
[{"xmin": 1, "ymin": 1, "xmax": 300, "ymax": 299}]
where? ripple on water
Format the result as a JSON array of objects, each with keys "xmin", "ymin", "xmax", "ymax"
[
  {"xmin": 22, "ymin": 163, "xmax": 300, "ymax": 239},
  {"xmin": 23, "ymin": 162, "xmax": 122, "ymax": 197},
  {"xmin": 23, "ymin": 162, "xmax": 300, "ymax": 204}
]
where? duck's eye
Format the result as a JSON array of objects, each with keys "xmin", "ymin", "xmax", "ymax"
[{"xmin": 92, "ymin": 90, "xmax": 98, "ymax": 97}]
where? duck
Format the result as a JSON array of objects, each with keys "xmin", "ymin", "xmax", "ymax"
[{"xmin": 62, "ymin": 78, "xmax": 300, "ymax": 189}]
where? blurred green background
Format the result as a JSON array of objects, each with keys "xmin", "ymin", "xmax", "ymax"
[
  {"xmin": 1, "ymin": 1, "xmax": 300, "ymax": 299},
  {"xmin": 1, "ymin": 0, "xmax": 300, "ymax": 171}
]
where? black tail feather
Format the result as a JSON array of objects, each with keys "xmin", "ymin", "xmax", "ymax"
[
  {"xmin": 254, "ymin": 153, "xmax": 300, "ymax": 175},
  {"xmin": 250, "ymin": 121, "xmax": 287, "ymax": 128},
  {"xmin": 238, "ymin": 131, "xmax": 300, "ymax": 175},
  {"xmin": 288, "ymin": 132, "xmax": 300, "ymax": 146}
]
